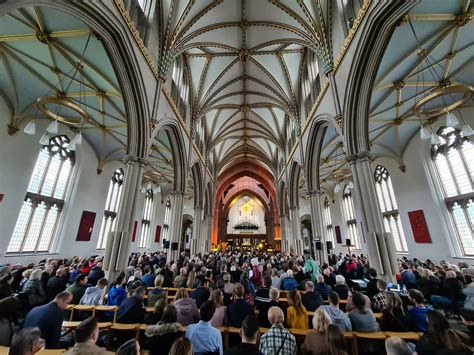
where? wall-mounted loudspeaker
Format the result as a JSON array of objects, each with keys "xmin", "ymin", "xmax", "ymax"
[
  {"xmin": 171, "ymin": 242, "xmax": 178, "ymax": 251},
  {"xmin": 315, "ymin": 241, "xmax": 322, "ymax": 250},
  {"xmin": 326, "ymin": 241, "xmax": 333, "ymax": 251},
  {"xmin": 163, "ymin": 240, "xmax": 170, "ymax": 249},
  {"xmin": 346, "ymin": 238, "xmax": 352, "ymax": 247}
]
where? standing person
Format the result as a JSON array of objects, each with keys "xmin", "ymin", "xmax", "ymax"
[
  {"xmin": 259, "ymin": 306, "xmax": 297, "ymax": 355},
  {"xmin": 225, "ymin": 315, "xmax": 261, "ymax": 355},
  {"xmin": 300, "ymin": 309, "xmax": 332, "ymax": 355},
  {"xmin": 22, "ymin": 291, "xmax": 73, "ymax": 349},
  {"xmin": 286, "ymin": 291, "xmax": 309, "ymax": 329},
  {"xmin": 301, "ymin": 281, "xmax": 324, "ymax": 312},
  {"xmin": 303, "ymin": 254, "xmax": 320, "ymax": 284},
  {"xmin": 186, "ymin": 301, "xmax": 223, "ymax": 355},
  {"xmin": 64, "ymin": 317, "xmax": 107, "ymax": 355},
  {"xmin": 228, "ymin": 283, "xmax": 254, "ymax": 328},
  {"xmin": 145, "ymin": 304, "xmax": 182, "ymax": 355}
]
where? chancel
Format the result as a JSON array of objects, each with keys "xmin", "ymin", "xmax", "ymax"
[{"xmin": 0, "ymin": 0, "xmax": 473, "ymax": 353}]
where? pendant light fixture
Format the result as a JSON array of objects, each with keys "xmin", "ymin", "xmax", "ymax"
[
  {"xmin": 445, "ymin": 111, "xmax": 459, "ymax": 127},
  {"xmin": 23, "ymin": 120, "xmax": 36, "ymax": 135},
  {"xmin": 46, "ymin": 120, "xmax": 58, "ymax": 134}
]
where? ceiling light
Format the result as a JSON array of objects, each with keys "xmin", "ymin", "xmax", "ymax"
[
  {"xmin": 445, "ymin": 112, "xmax": 459, "ymax": 127},
  {"xmin": 461, "ymin": 124, "xmax": 474, "ymax": 136},
  {"xmin": 39, "ymin": 133, "xmax": 50, "ymax": 145},
  {"xmin": 334, "ymin": 183, "xmax": 341, "ymax": 193},
  {"xmin": 430, "ymin": 133, "xmax": 442, "ymax": 145},
  {"xmin": 46, "ymin": 120, "xmax": 58, "ymax": 134},
  {"xmin": 66, "ymin": 141, "xmax": 76, "ymax": 151},
  {"xmin": 23, "ymin": 120, "xmax": 36, "ymax": 135},
  {"xmin": 419, "ymin": 126, "xmax": 431, "ymax": 140}
]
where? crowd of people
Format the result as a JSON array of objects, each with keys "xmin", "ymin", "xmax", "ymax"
[{"xmin": 0, "ymin": 249, "xmax": 473, "ymax": 354}]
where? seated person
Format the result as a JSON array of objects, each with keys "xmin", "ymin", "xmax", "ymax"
[
  {"xmin": 372, "ymin": 279, "xmax": 388, "ymax": 312},
  {"xmin": 228, "ymin": 283, "xmax": 254, "ymax": 328},
  {"xmin": 385, "ymin": 337, "xmax": 415, "ymax": 355},
  {"xmin": 190, "ymin": 277, "xmax": 210, "ymax": 308},
  {"xmin": 256, "ymin": 287, "xmax": 286, "ymax": 328},
  {"xmin": 186, "ymin": 300, "xmax": 223, "ymax": 355},
  {"xmin": 255, "ymin": 276, "xmax": 272, "ymax": 306},
  {"xmin": 286, "ymin": 291, "xmax": 308, "ymax": 329},
  {"xmin": 80, "ymin": 278, "xmax": 108, "ymax": 306},
  {"xmin": 9, "ymin": 327, "xmax": 45, "ymax": 355},
  {"xmin": 66, "ymin": 274, "xmax": 88, "ymax": 305},
  {"xmin": 319, "ymin": 292, "xmax": 352, "ymax": 332},
  {"xmin": 224, "ymin": 315, "xmax": 260, "ymax": 355},
  {"xmin": 65, "ymin": 317, "xmax": 107, "ymax": 355},
  {"xmin": 301, "ymin": 281, "xmax": 323, "ymax": 312},
  {"xmin": 348, "ymin": 292, "xmax": 379, "ymax": 333},
  {"xmin": 407, "ymin": 289, "xmax": 429, "ymax": 332},
  {"xmin": 333, "ymin": 275, "xmax": 350, "ymax": 300},
  {"xmin": 259, "ymin": 307, "xmax": 297, "ymax": 355},
  {"xmin": 107, "ymin": 273, "xmax": 127, "ymax": 308},
  {"xmin": 380, "ymin": 291, "xmax": 409, "ymax": 332},
  {"xmin": 117, "ymin": 286, "xmax": 146, "ymax": 324},
  {"xmin": 145, "ymin": 304, "xmax": 182, "ymax": 355},
  {"xmin": 315, "ymin": 274, "xmax": 332, "ymax": 300}
]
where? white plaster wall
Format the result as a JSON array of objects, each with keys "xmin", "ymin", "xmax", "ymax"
[{"xmin": 0, "ymin": 106, "xmax": 123, "ymax": 264}]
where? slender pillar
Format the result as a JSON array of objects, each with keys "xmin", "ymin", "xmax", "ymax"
[
  {"xmin": 279, "ymin": 214, "xmax": 287, "ymax": 252},
  {"xmin": 309, "ymin": 190, "xmax": 328, "ymax": 263},
  {"xmin": 348, "ymin": 152, "xmax": 397, "ymax": 280},
  {"xmin": 289, "ymin": 206, "xmax": 303, "ymax": 255},
  {"xmin": 191, "ymin": 206, "xmax": 203, "ymax": 255},
  {"xmin": 104, "ymin": 156, "xmax": 147, "ymax": 280},
  {"xmin": 201, "ymin": 214, "xmax": 213, "ymax": 253},
  {"xmin": 168, "ymin": 191, "xmax": 184, "ymax": 261}
]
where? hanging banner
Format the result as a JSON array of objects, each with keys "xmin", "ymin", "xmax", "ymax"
[
  {"xmin": 408, "ymin": 210, "xmax": 432, "ymax": 243},
  {"xmin": 76, "ymin": 211, "xmax": 96, "ymax": 241}
]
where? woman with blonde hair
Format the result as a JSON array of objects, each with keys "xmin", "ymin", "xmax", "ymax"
[
  {"xmin": 186, "ymin": 270, "xmax": 196, "ymax": 289},
  {"xmin": 210, "ymin": 289, "xmax": 227, "ymax": 327},
  {"xmin": 287, "ymin": 291, "xmax": 309, "ymax": 329},
  {"xmin": 380, "ymin": 291, "xmax": 408, "ymax": 332},
  {"xmin": 301, "ymin": 308, "xmax": 332, "ymax": 354},
  {"xmin": 173, "ymin": 288, "xmax": 199, "ymax": 325},
  {"xmin": 147, "ymin": 274, "xmax": 167, "ymax": 307},
  {"xmin": 169, "ymin": 337, "xmax": 193, "ymax": 355},
  {"xmin": 325, "ymin": 324, "xmax": 348, "ymax": 355}
]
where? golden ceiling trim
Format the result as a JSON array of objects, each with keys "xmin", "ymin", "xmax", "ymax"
[
  {"xmin": 113, "ymin": 0, "xmax": 160, "ymax": 80},
  {"xmin": 0, "ymin": 29, "xmax": 92, "ymax": 42},
  {"xmin": 36, "ymin": 96, "xmax": 90, "ymax": 126}
]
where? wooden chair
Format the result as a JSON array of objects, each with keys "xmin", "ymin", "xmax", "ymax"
[
  {"xmin": 95, "ymin": 305, "xmax": 119, "ymax": 323},
  {"xmin": 385, "ymin": 331, "xmax": 421, "ymax": 341}
]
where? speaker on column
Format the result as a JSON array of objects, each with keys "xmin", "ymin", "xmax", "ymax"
[
  {"xmin": 171, "ymin": 242, "xmax": 178, "ymax": 251},
  {"xmin": 346, "ymin": 238, "xmax": 352, "ymax": 247},
  {"xmin": 326, "ymin": 241, "xmax": 333, "ymax": 251},
  {"xmin": 163, "ymin": 240, "xmax": 170, "ymax": 249},
  {"xmin": 315, "ymin": 241, "xmax": 322, "ymax": 250}
]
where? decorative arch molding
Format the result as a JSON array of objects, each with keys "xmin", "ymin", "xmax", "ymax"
[
  {"xmin": 191, "ymin": 163, "xmax": 204, "ymax": 209},
  {"xmin": 288, "ymin": 161, "xmax": 303, "ymax": 208},
  {"xmin": 342, "ymin": 1, "xmax": 417, "ymax": 156},
  {"xmin": 153, "ymin": 121, "xmax": 187, "ymax": 193},
  {"xmin": 305, "ymin": 113, "xmax": 342, "ymax": 192},
  {"xmin": 0, "ymin": 0, "xmax": 152, "ymax": 159},
  {"xmin": 300, "ymin": 214, "xmax": 312, "ymax": 223}
]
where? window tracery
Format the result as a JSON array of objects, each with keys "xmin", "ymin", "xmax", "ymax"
[
  {"xmin": 342, "ymin": 185, "xmax": 361, "ymax": 249},
  {"xmin": 374, "ymin": 165, "xmax": 408, "ymax": 253},
  {"xmin": 431, "ymin": 127, "xmax": 474, "ymax": 256},
  {"xmin": 97, "ymin": 168, "xmax": 124, "ymax": 249},
  {"xmin": 323, "ymin": 197, "xmax": 335, "ymax": 244},
  {"xmin": 162, "ymin": 198, "xmax": 171, "ymax": 244},
  {"xmin": 138, "ymin": 189, "xmax": 154, "ymax": 248},
  {"xmin": 8, "ymin": 135, "xmax": 74, "ymax": 253}
]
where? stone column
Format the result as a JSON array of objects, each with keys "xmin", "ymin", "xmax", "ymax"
[
  {"xmin": 309, "ymin": 190, "xmax": 328, "ymax": 263},
  {"xmin": 348, "ymin": 152, "xmax": 397, "ymax": 280},
  {"xmin": 168, "ymin": 191, "xmax": 184, "ymax": 261},
  {"xmin": 279, "ymin": 214, "xmax": 287, "ymax": 252},
  {"xmin": 191, "ymin": 206, "xmax": 203, "ymax": 255},
  {"xmin": 289, "ymin": 206, "xmax": 303, "ymax": 255},
  {"xmin": 104, "ymin": 156, "xmax": 147, "ymax": 280}
]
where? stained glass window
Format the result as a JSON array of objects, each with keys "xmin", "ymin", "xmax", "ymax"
[{"xmin": 8, "ymin": 135, "xmax": 74, "ymax": 253}]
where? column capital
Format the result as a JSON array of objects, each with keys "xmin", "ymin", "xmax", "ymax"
[
  {"xmin": 194, "ymin": 206, "xmax": 203, "ymax": 211},
  {"xmin": 122, "ymin": 155, "xmax": 149, "ymax": 167},
  {"xmin": 279, "ymin": 213, "xmax": 287, "ymax": 219},
  {"xmin": 346, "ymin": 151, "xmax": 375, "ymax": 164},
  {"xmin": 173, "ymin": 191, "xmax": 185, "ymax": 197},
  {"xmin": 308, "ymin": 189, "xmax": 323, "ymax": 196},
  {"xmin": 289, "ymin": 206, "xmax": 298, "ymax": 211}
]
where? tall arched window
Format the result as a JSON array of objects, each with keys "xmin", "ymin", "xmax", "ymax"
[
  {"xmin": 97, "ymin": 168, "xmax": 124, "ymax": 249},
  {"xmin": 431, "ymin": 127, "xmax": 474, "ymax": 256},
  {"xmin": 162, "ymin": 198, "xmax": 171, "ymax": 244},
  {"xmin": 323, "ymin": 197, "xmax": 335, "ymax": 244},
  {"xmin": 138, "ymin": 189, "xmax": 154, "ymax": 248},
  {"xmin": 7, "ymin": 135, "xmax": 74, "ymax": 253},
  {"xmin": 374, "ymin": 165, "xmax": 408, "ymax": 253},
  {"xmin": 342, "ymin": 185, "xmax": 361, "ymax": 249}
]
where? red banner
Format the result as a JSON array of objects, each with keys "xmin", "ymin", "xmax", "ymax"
[
  {"xmin": 76, "ymin": 211, "xmax": 96, "ymax": 241},
  {"xmin": 408, "ymin": 210, "xmax": 432, "ymax": 243},
  {"xmin": 131, "ymin": 221, "xmax": 138, "ymax": 242},
  {"xmin": 155, "ymin": 225, "xmax": 162, "ymax": 243}
]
